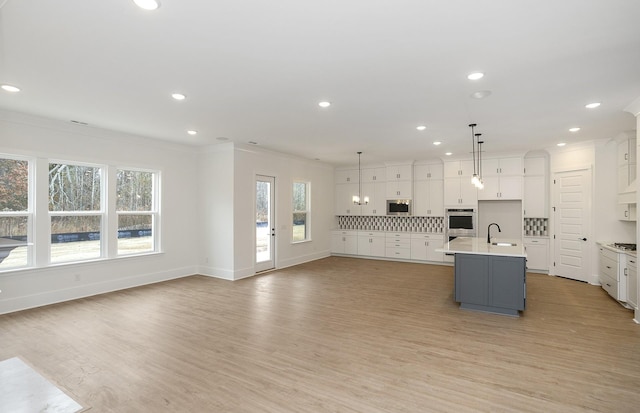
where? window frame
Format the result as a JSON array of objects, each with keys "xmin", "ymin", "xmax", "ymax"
[
  {"xmin": 48, "ymin": 160, "xmax": 105, "ymax": 264},
  {"xmin": 292, "ymin": 180, "xmax": 310, "ymax": 243},
  {"xmin": 115, "ymin": 167, "xmax": 160, "ymax": 256},
  {"xmin": 0, "ymin": 154, "xmax": 33, "ymax": 270}
]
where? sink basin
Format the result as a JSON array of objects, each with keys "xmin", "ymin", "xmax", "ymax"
[{"xmin": 492, "ymin": 242, "xmax": 517, "ymax": 247}]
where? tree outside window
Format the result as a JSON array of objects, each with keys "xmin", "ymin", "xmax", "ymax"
[
  {"xmin": 116, "ymin": 169, "xmax": 157, "ymax": 255},
  {"xmin": 292, "ymin": 181, "xmax": 309, "ymax": 242},
  {"xmin": 0, "ymin": 157, "xmax": 30, "ymax": 269}
]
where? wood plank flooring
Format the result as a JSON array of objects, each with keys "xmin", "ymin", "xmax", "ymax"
[{"xmin": 1, "ymin": 257, "xmax": 639, "ymax": 412}]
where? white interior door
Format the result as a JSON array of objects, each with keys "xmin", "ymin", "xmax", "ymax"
[
  {"xmin": 255, "ymin": 175, "xmax": 275, "ymax": 272},
  {"xmin": 553, "ymin": 168, "xmax": 591, "ymax": 282}
]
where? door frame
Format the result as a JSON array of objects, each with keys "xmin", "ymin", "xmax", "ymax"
[
  {"xmin": 550, "ymin": 165, "xmax": 595, "ymax": 283},
  {"xmin": 255, "ymin": 174, "xmax": 276, "ymax": 273}
]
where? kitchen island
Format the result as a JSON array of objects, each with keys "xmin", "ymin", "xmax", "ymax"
[{"xmin": 437, "ymin": 237, "xmax": 527, "ymax": 317}]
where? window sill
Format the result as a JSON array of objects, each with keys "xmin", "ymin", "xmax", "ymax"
[{"xmin": 291, "ymin": 239, "xmax": 312, "ymax": 245}]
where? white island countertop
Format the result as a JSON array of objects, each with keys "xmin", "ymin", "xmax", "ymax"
[{"xmin": 436, "ymin": 237, "xmax": 527, "ymax": 258}]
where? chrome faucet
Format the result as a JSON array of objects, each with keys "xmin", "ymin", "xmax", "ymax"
[{"xmin": 487, "ymin": 223, "xmax": 501, "ymax": 243}]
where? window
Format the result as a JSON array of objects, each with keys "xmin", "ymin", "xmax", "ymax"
[
  {"xmin": 0, "ymin": 156, "xmax": 30, "ymax": 269},
  {"xmin": 292, "ymin": 181, "xmax": 309, "ymax": 242},
  {"xmin": 116, "ymin": 169, "xmax": 157, "ymax": 255},
  {"xmin": 49, "ymin": 163, "xmax": 103, "ymax": 263}
]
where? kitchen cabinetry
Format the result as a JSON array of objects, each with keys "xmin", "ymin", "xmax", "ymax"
[
  {"xmin": 385, "ymin": 232, "xmax": 411, "ymax": 259},
  {"xmin": 523, "ymin": 237, "xmax": 549, "ymax": 273},
  {"xmin": 478, "ymin": 157, "xmax": 523, "ymax": 200},
  {"xmin": 386, "ymin": 163, "xmax": 413, "ymax": 199},
  {"xmin": 617, "ymin": 135, "xmax": 637, "ymax": 221},
  {"xmin": 598, "ymin": 246, "xmax": 627, "ymax": 303},
  {"xmin": 410, "ymin": 234, "xmax": 444, "ymax": 261},
  {"xmin": 444, "ymin": 160, "xmax": 477, "ymax": 206},
  {"xmin": 331, "ymin": 230, "xmax": 358, "ymax": 254},
  {"xmin": 357, "ymin": 231, "xmax": 386, "ymax": 257},
  {"xmin": 454, "ymin": 253, "xmax": 526, "ymax": 316},
  {"xmin": 360, "ymin": 167, "xmax": 387, "ymax": 215},
  {"xmin": 335, "ymin": 183, "xmax": 361, "ymax": 215},
  {"xmin": 413, "ymin": 163, "xmax": 444, "ymax": 216},
  {"xmin": 626, "ymin": 254, "xmax": 637, "ymax": 309},
  {"xmin": 524, "ymin": 156, "xmax": 548, "ymax": 218},
  {"xmin": 335, "ymin": 169, "xmax": 360, "ymax": 184}
]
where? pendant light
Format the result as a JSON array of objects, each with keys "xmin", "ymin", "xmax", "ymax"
[
  {"xmin": 352, "ymin": 152, "xmax": 369, "ymax": 205},
  {"xmin": 476, "ymin": 135, "xmax": 484, "ymax": 190},
  {"xmin": 469, "ymin": 124, "xmax": 480, "ymax": 186}
]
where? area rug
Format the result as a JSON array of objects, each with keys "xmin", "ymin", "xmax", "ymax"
[{"xmin": 0, "ymin": 357, "xmax": 87, "ymax": 413}]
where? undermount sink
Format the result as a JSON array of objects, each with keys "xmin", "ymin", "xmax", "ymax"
[{"xmin": 492, "ymin": 242, "xmax": 517, "ymax": 247}]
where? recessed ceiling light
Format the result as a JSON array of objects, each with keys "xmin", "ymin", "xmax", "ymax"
[
  {"xmin": 416, "ymin": 125, "xmax": 427, "ymax": 131},
  {"xmin": 172, "ymin": 93, "xmax": 186, "ymax": 101},
  {"xmin": 433, "ymin": 141, "xmax": 442, "ymax": 146},
  {"xmin": 445, "ymin": 152, "xmax": 452, "ymax": 156},
  {"xmin": 1, "ymin": 84, "xmax": 20, "ymax": 93},
  {"xmin": 318, "ymin": 101, "xmax": 331, "ymax": 108},
  {"xmin": 133, "ymin": 0, "xmax": 160, "ymax": 10},
  {"xmin": 187, "ymin": 130, "xmax": 197, "ymax": 135},
  {"xmin": 470, "ymin": 90, "xmax": 492, "ymax": 99},
  {"xmin": 569, "ymin": 127, "xmax": 581, "ymax": 132},
  {"xmin": 585, "ymin": 102, "xmax": 601, "ymax": 109},
  {"xmin": 467, "ymin": 72, "xmax": 484, "ymax": 80},
  {"xmin": 557, "ymin": 142, "xmax": 566, "ymax": 147}
]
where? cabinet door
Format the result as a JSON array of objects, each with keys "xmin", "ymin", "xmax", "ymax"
[
  {"xmin": 617, "ymin": 203, "xmax": 637, "ymax": 221},
  {"xmin": 627, "ymin": 258, "xmax": 637, "ymax": 309},
  {"xmin": 335, "ymin": 169, "xmax": 359, "ymax": 184},
  {"xmin": 357, "ymin": 235, "xmax": 371, "ymax": 255},
  {"xmin": 331, "ymin": 233, "xmax": 345, "ymax": 253},
  {"xmin": 524, "ymin": 157, "xmax": 546, "ymax": 176},
  {"xmin": 498, "ymin": 157, "xmax": 523, "ymax": 175},
  {"xmin": 344, "ymin": 235, "xmax": 358, "ymax": 255},
  {"xmin": 524, "ymin": 175, "xmax": 546, "ymax": 217},
  {"xmin": 428, "ymin": 180, "xmax": 444, "ymax": 216},
  {"xmin": 386, "ymin": 164, "xmax": 412, "ymax": 181},
  {"xmin": 524, "ymin": 240, "xmax": 549, "ymax": 272},
  {"xmin": 413, "ymin": 180, "xmax": 429, "ymax": 216},
  {"xmin": 498, "ymin": 175, "xmax": 523, "ymax": 199},
  {"xmin": 444, "ymin": 161, "xmax": 462, "ymax": 178},
  {"xmin": 426, "ymin": 237, "xmax": 444, "ymax": 261},
  {"xmin": 362, "ymin": 167, "xmax": 386, "ymax": 183},
  {"xmin": 459, "ymin": 160, "xmax": 475, "ymax": 177},
  {"xmin": 444, "ymin": 178, "xmax": 461, "ymax": 205},
  {"xmin": 370, "ymin": 236, "xmax": 386, "ymax": 257},
  {"xmin": 489, "ymin": 256, "xmax": 526, "ymax": 311},
  {"xmin": 361, "ymin": 182, "xmax": 386, "ymax": 215},
  {"xmin": 455, "ymin": 254, "xmax": 489, "ymax": 305},
  {"xmin": 482, "ymin": 159, "xmax": 501, "ymax": 176},
  {"xmin": 478, "ymin": 176, "xmax": 500, "ymax": 200},
  {"xmin": 410, "ymin": 238, "xmax": 428, "ymax": 260},
  {"xmin": 335, "ymin": 183, "xmax": 361, "ymax": 215},
  {"xmin": 387, "ymin": 180, "xmax": 412, "ymax": 199},
  {"xmin": 459, "ymin": 178, "xmax": 478, "ymax": 206}
]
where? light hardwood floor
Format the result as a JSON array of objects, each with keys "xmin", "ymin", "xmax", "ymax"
[{"xmin": 1, "ymin": 257, "xmax": 639, "ymax": 412}]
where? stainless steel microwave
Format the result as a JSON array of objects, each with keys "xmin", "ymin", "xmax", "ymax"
[
  {"xmin": 387, "ymin": 199, "xmax": 411, "ymax": 215},
  {"xmin": 445, "ymin": 208, "xmax": 477, "ymax": 237}
]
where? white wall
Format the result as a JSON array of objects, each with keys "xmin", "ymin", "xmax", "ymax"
[
  {"xmin": 198, "ymin": 143, "xmax": 334, "ymax": 280},
  {"xmin": 478, "ymin": 200, "xmax": 523, "ymax": 240},
  {"xmin": 0, "ymin": 110, "xmax": 200, "ymax": 314}
]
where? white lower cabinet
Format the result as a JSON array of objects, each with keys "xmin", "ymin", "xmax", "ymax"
[
  {"xmin": 385, "ymin": 233, "xmax": 411, "ymax": 259},
  {"xmin": 523, "ymin": 237, "xmax": 549, "ymax": 272},
  {"xmin": 598, "ymin": 246, "xmax": 626, "ymax": 303},
  {"xmin": 331, "ymin": 230, "xmax": 358, "ymax": 255},
  {"xmin": 357, "ymin": 231, "xmax": 386, "ymax": 257},
  {"xmin": 410, "ymin": 234, "xmax": 444, "ymax": 262},
  {"xmin": 627, "ymin": 254, "xmax": 637, "ymax": 309}
]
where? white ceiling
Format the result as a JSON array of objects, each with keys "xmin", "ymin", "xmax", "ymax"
[{"xmin": 1, "ymin": 0, "xmax": 639, "ymax": 166}]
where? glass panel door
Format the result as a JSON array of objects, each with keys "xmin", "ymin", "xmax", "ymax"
[{"xmin": 255, "ymin": 175, "xmax": 275, "ymax": 272}]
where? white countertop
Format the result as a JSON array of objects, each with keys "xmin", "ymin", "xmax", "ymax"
[
  {"xmin": 436, "ymin": 237, "xmax": 527, "ymax": 258},
  {"xmin": 597, "ymin": 241, "xmax": 637, "ymax": 258}
]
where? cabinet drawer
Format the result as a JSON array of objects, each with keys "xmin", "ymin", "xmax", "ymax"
[
  {"xmin": 601, "ymin": 274, "xmax": 618, "ymax": 300},
  {"xmin": 599, "ymin": 247, "xmax": 619, "ymax": 261},
  {"xmin": 386, "ymin": 240, "xmax": 411, "ymax": 248},
  {"xmin": 599, "ymin": 255, "xmax": 618, "ymax": 280},
  {"xmin": 386, "ymin": 247, "xmax": 411, "ymax": 259},
  {"xmin": 410, "ymin": 234, "xmax": 444, "ymax": 241}
]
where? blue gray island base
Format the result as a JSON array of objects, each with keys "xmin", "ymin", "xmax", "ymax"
[{"xmin": 454, "ymin": 253, "xmax": 527, "ymax": 317}]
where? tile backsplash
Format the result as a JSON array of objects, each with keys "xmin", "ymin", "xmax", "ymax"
[
  {"xmin": 524, "ymin": 217, "xmax": 548, "ymax": 236},
  {"xmin": 337, "ymin": 215, "xmax": 444, "ymax": 233}
]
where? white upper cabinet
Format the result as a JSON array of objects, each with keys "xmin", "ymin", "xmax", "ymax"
[
  {"xmin": 361, "ymin": 167, "xmax": 386, "ymax": 183},
  {"xmin": 335, "ymin": 169, "xmax": 359, "ymax": 184},
  {"xmin": 361, "ymin": 181, "xmax": 387, "ymax": 216},
  {"xmin": 414, "ymin": 162, "xmax": 444, "ymax": 216},
  {"xmin": 482, "ymin": 157, "xmax": 523, "ymax": 176},
  {"xmin": 523, "ymin": 156, "xmax": 548, "ymax": 218},
  {"xmin": 414, "ymin": 163, "xmax": 444, "ymax": 180},
  {"xmin": 444, "ymin": 160, "xmax": 475, "ymax": 178},
  {"xmin": 386, "ymin": 164, "xmax": 413, "ymax": 182}
]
